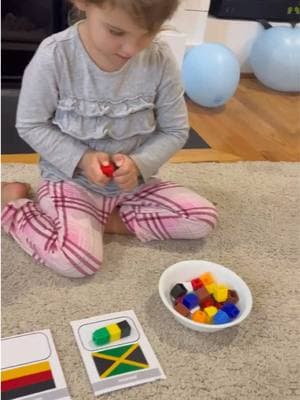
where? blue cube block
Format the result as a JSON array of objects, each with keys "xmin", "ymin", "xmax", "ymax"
[
  {"xmin": 221, "ymin": 303, "xmax": 240, "ymax": 319},
  {"xmin": 182, "ymin": 293, "xmax": 199, "ymax": 310},
  {"xmin": 213, "ymin": 310, "xmax": 231, "ymax": 324}
]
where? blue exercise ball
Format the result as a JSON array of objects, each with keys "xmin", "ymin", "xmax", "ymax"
[
  {"xmin": 181, "ymin": 43, "xmax": 240, "ymax": 108},
  {"xmin": 250, "ymin": 25, "xmax": 300, "ymax": 92}
]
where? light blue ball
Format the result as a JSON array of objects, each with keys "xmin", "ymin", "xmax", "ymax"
[
  {"xmin": 181, "ymin": 43, "xmax": 240, "ymax": 108},
  {"xmin": 250, "ymin": 26, "xmax": 300, "ymax": 92}
]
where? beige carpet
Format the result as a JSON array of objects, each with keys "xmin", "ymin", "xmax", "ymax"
[{"xmin": 2, "ymin": 162, "xmax": 300, "ymax": 400}]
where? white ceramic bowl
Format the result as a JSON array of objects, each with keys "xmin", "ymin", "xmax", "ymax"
[{"xmin": 159, "ymin": 260, "xmax": 253, "ymax": 333}]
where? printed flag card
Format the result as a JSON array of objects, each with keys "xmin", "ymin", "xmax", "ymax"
[
  {"xmin": 1, "ymin": 330, "xmax": 70, "ymax": 400},
  {"xmin": 71, "ymin": 310, "xmax": 165, "ymax": 396}
]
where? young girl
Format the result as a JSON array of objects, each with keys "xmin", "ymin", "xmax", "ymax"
[{"xmin": 1, "ymin": 0, "xmax": 218, "ymax": 278}]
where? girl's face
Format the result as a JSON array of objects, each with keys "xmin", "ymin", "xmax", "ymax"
[{"xmin": 74, "ymin": 1, "xmax": 157, "ymax": 70}]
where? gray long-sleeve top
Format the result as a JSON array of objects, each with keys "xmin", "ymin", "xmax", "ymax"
[{"xmin": 16, "ymin": 23, "xmax": 189, "ymax": 196}]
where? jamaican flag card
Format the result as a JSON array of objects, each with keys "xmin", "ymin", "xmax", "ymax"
[{"xmin": 71, "ymin": 310, "xmax": 165, "ymax": 396}]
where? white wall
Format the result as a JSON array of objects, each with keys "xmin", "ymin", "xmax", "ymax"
[
  {"xmin": 204, "ymin": 17, "xmax": 295, "ymax": 72},
  {"xmin": 159, "ymin": 0, "xmax": 210, "ymax": 67},
  {"xmin": 159, "ymin": 1, "xmax": 296, "ymax": 72},
  {"xmin": 168, "ymin": 0, "xmax": 210, "ymax": 47}
]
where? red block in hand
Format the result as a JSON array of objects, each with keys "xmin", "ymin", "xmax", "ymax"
[{"xmin": 101, "ymin": 163, "xmax": 116, "ymax": 177}]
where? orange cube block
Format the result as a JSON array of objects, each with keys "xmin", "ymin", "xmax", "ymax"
[
  {"xmin": 199, "ymin": 272, "xmax": 215, "ymax": 286},
  {"xmin": 213, "ymin": 285, "xmax": 228, "ymax": 302},
  {"xmin": 191, "ymin": 310, "xmax": 208, "ymax": 323}
]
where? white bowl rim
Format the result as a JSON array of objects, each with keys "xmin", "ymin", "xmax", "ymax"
[{"xmin": 159, "ymin": 259, "xmax": 253, "ymax": 330}]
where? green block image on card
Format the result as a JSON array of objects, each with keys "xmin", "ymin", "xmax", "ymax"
[
  {"xmin": 92, "ymin": 343, "xmax": 149, "ymax": 379},
  {"xmin": 92, "ymin": 327, "xmax": 110, "ymax": 346}
]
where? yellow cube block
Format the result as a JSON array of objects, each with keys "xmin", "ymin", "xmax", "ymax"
[
  {"xmin": 213, "ymin": 285, "xmax": 229, "ymax": 302},
  {"xmin": 199, "ymin": 272, "xmax": 215, "ymax": 286},
  {"xmin": 205, "ymin": 282, "xmax": 217, "ymax": 294},
  {"xmin": 191, "ymin": 310, "xmax": 208, "ymax": 323},
  {"xmin": 107, "ymin": 323, "xmax": 121, "ymax": 342},
  {"xmin": 204, "ymin": 306, "xmax": 218, "ymax": 323}
]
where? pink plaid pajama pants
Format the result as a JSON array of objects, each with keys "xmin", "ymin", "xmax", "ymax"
[{"xmin": 2, "ymin": 179, "xmax": 217, "ymax": 278}]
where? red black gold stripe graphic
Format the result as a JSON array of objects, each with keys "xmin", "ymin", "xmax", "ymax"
[
  {"xmin": 1, "ymin": 361, "xmax": 55, "ymax": 399},
  {"xmin": 92, "ymin": 343, "xmax": 149, "ymax": 379}
]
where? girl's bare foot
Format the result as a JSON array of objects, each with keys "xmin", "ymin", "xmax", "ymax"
[
  {"xmin": 105, "ymin": 208, "xmax": 132, "ymax": 235},
  {"xmin": 1, "ymin": 182, "xmax": 31, "ymax": 208}
]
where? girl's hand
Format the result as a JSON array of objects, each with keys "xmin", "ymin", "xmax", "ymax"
[
  {"xmin": 78, "ymin": 150, "xmax": 111, "ymax": 186},
  {"xmin": 111, "ymin": 153, "xmax": 140, "ymax": 192}
]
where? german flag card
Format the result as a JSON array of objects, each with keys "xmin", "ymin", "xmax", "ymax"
[
  {"xmin": 71, "ymin": 310, "xmax": 165, "ymax": 396},
  {"xmin": 1, "ymin": 330, "xmax": 70, "ymax": 400}
]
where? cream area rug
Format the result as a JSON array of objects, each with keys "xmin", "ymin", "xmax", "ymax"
[{"xmin": 1, "ymin": 162, "xmax": 299, "ymax": 400}]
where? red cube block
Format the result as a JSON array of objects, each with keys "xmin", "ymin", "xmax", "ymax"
[
  {"xmin": 191, "ymin": 278, "xmax": 204, "ymax": 290},
  {"xmin": 101, "ymin": 163, "xmax": 116, "ymax": 177},
  {"xmin": 214, "ymin": 301, "xmax": 223, "ymax": 309},
  {"xmin": 201, "ymin": 297, "xmax": 215, "ymax": 309}
]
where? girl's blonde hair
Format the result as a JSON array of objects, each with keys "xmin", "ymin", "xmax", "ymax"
[{"xmin": 68, "ymin": 0, "xmax": 180, "ymax": 33}]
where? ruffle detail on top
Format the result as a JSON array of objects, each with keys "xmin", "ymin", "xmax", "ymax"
[{"xmin": 53, "ymin": 95, "xmax": 156, "ymax": 140}]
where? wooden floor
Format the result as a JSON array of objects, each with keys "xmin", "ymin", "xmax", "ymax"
[
  {"xmin": 2, "ymin": 77, "xmax": 300, "ymax": 164},
  {"xmin": 171, "ymin": 77, "xmax": 300, "ymax": 163}
]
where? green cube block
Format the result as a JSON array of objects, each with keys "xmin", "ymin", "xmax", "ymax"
[{"xmin": 92, "ymin": 327, "xmax": 110, "ymax": 346}]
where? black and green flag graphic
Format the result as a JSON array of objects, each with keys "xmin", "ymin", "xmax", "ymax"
[{"xmin": 92, "ymin": 343, "xmax": 149, "ymax": 379}]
